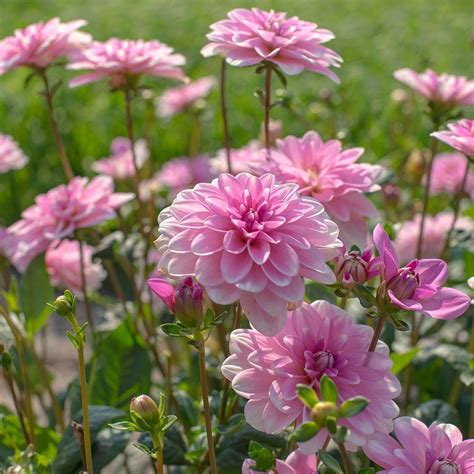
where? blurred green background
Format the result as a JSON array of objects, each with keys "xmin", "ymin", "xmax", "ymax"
[{"xmin": 1, "ymin": 0, "xmax": 473, "ymax": 225}]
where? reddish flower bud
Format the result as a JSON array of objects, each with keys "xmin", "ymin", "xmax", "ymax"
[
  {"xmin": 130, "ymin": 395, "xmax": 160, "ymax": 429},
  {"xmin": 387, "ymin": 264, "xmax": 419, "ymax": 301},
  {"xmin": 174, "ymin": 277, "xmax": 204, "ymax": 327},
  {"xmin": 436, "ymin": 462, "xmax": 459, "ymax": 474},
  {"xmin": 335, "ymin": 251, "xmax": 369, "ymax": 287}
]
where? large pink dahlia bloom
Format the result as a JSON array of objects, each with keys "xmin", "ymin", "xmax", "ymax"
[
  {"xmin": 0, "ymin": 133, "xmax": 28, "ymax": 173},
  {"xmin": 431, "ymin": 119, "xmax": 474, "ymax": 157},
  {"xmin": 430, "ymin": 152, "xmax": 474, "ymax": 199},
  {"xmin": 45, "ymin": 239, "xmax": 106, "ymax": 297},
  {"xmin": 157, "ymin": 173, "xmax": 341, "ymax": 335},
  {"xmin": 394, "ymin": 68, "xmax": 474, "ymax": 106},
  {"xmin": 222, "ymin": 301, "xmax": 401, "ymax": 453},
  {"xmin": 0, "ymin": 18, "xmax": 89, "ymax": 74},
  {"xmin": 242, "ymin": 449, "xmax": 316, "ymax": 474},
  {"xmin": 364, "ymin": 417, "xmax": 474, "ymax": 473},
  {"xmin": 68, "ymin": 38, "xmax": 186, "ymax": 88},
  {"xmin": 253, "ymin": 132, "xmax": 382, "ymax": 247},
  {"xmin": 3, "ymin": 176, "xmax": 133, "ymax": 272},
  {"xmin": 201, "ymin": 8, "xmax": 342, "ymax": 82}
]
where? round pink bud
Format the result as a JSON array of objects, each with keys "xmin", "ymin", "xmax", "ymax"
[
  {"xmin": 436, "ymin": 461, "xmax": 459, "ymax": 474},
  {"xmin": 130, "ymin": 395, "xmax": 160, "ymax": 428},
  {"xmin": 174, "ymin": 277, "xmax": 204, "ymax": 328},
  {"xmin": 335, "ymin": 251, "xmax": 369, "ymax": 287},
  {"xmin": 387, "ymin": 266, "xmax": 419, "ymax": 300}
]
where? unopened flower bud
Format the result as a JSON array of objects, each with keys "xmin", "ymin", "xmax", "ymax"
[
  {"xmin": 53, "ymin": 295, "xmax": 74, "ymax": 317},
  {"xmin": 436, "ymin": 461, "xmax": 459, "ymax": 474},
  {"xmin": 405, "ymin": 149, "xmax": 429, "ymax": 184},
  {"xmin": 130, "ymin": 395, "xmax": 161, "ymax": 430},
  {"xmin": 382, "ymin": 184, "xmax": 401, "ymax": 208},
  {"xmin": 387, "ymin": 267, "xmax": 419, "ymax": 300},
  {"xmin": 174, "ymin": 277, "xmax": 204, "ymax": 327},
  {"xmin": 335, "ymin": 251, "xmax": 369, "ymax": 287},
  {"xmin": 310, "ymin": 401, "xmax": 338, "ymax": 426}
]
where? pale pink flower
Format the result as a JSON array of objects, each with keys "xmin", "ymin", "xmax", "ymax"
[
  {"xmin": 157, "ymin": 76, "xmax": 215, "ymax": 118},
  {"xmin": 3, "ymin": 176, "xmax": 133, "ymax": 272},
  {"xmin": 0, "ymin": 18, "xmax": 89, "ymax": 74},
  {"xmin": 364, "ymin": 417, "xmax": 474, "ymax": 473},
  {"xmin": 138, "ymin": 177, "xmax": 163, "ymax": 202},
  {"xmin": 222, "ymin": 301, "xmax": 401, "ymax": 453},
  {"xmin": 394, "ymin": 68, "xmax": 474, "ymax": 106},
  {"xmin": 430, "ymin": 152, "xmax": 474, "ymax": 198},
  {"xmin": 242, "ymin": 449, "xmax": 317, "ymax": 474},
  {"xmin": 68, "ymin": 38, "xmax": 186, "ymax": 88},
  {"xmin": 0, "ymin": 134, "xmax": 28, "ymax": 173},
  {"xmin": 45, "ymin": 239, "xmax": 105, "ymax": 297},
  {"xmin": 431, "ymin": 119, "xmax": 474, "ymax": 157},
  {"xmin": 253, "ymin": 132, "xmax": 382, "ymax": 247},
  {"xmin": 211, "ymin": 143, "xmax": 266, "ymax": 175},
  {"xmin": 201, "ymin": 8, "xmax": 342, "ymax": 82},
  {"xmin": 92, "ymin": 137, "xmax": 149, "ymax": 180},
  {"xmin": 395, "ymin": 212, "xmax": 473, "ymax": 264},
  {"xmin": 157, "ymin": 173, "xmax": 341, "ymax": 335}
]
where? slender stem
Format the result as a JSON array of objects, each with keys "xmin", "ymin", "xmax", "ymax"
[
  {"xmin": 219, "ymin": 59, "xmax": 232, "ymax": 174},
  {"xmin": 189, "ymin": 114, "xmax": 202, "ymax": 158},
  {"xmin": 368, "ymin": 313, "xmax": 386, "ymax": 352},
  {"xmin": 4, "ymin": 373, "xmax": 32, "ymax": 445},
  {"xmin": 336, "ymin": 442, "xmax": 353, "ymax": 474},
  {"xmin": 39, "ymin": 70, "xmax": 74, "ymax": 181},
  {"xmin": 79, "ymin": 240, "xmax": 95, "ymax": 332},
  {"xmin": 264, "ymin": 64, "xmax": 272, "ymax": 154},
  {"xmin": 339, "ymin": 296, "xmax": 347, "ymax": 309},
  {"xmin": 151, "ymin": 434, "xmax": 164, "ymax": 474},
  {"xmin": 198, "ymin": 339, "xmax": 218, "ymax": 474}
]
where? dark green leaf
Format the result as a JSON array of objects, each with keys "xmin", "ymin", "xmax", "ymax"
[
  {"xmin": 108, "ymin": 421, "xmax": 137, "ymax": 431},
  {"xmin": 174, "ymin": 390, "xmax": 199, "ymax": 429},
  {"xmin": 305, "ymin": 282, "xmax": 337, "ymax": 304},
  {"xmin": 160, "ymin": 323, "xmax": 184, "ymax": 337},
  {"xmin": 248, "ymin": 440, "xmax": 264, "ymax": 460},
  {"xmin": 320, "ymin": 374, "xmax": 338, "ymax": 403},
  {"xmin": 413, "ymin": 399, "xmax": 460, "ymax": 426},
  {"xmin": 340, "ymin": 397, "xmax": 369, "ymax": 418},
  {"xmin": 357, "ymin": 468, "xmax": 376, "ymax": 474},
  {"xmin": 390, "ymin": 316, "xmax": 410, "ymax": 331},
  {"xmin": 318, "ymin": 450, "xmax": 343, "ymax": 473},
  {"xmin": 352, "ymin": 284, "xmax": 376, "ymax": 308},
  {"xmin": 256, "ymin": 447, "xmax": 275, "ymax": 471},
  {"xmin": 133, "ymin": 442, "xmax": 152, "ymax": 455},
  {"xmin": 326, "ymin": 416, "xmax": 337, "ymax": 434},
  {"xmin": 390, "ymin": 348, "xmax": 420, "ymax": 374},
  {"xmin": 293, "ymin": 422, "xmax": 319, "ymax": 442},
  {"xmin": 296, "ymin": 384, "xmax": 319, "ymax": 408}
]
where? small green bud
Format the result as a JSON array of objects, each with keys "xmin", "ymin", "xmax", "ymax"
[
  {"xmin": 52, "ymin": 295, "xmax": 74, "ymax": 317},
  {"xmin": 130, "ymin": 395, "xmax": 161, "ymax": 431},
  {"xmin": 310, "ymin": 401, "xmax": 339, "ymax": 426}
]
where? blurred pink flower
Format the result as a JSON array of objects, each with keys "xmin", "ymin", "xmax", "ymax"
[
  {"xmin": 394, "ymin": 68, "xmax": 474, "ymax": 106},
  {"xmin": 0, "ymin": 18, "xmax": 89, "ymax": 74},
  {"xmin": 3, "ymin": 176, "xmax": 133, "ymax": 272},
  {"xmin": 92, "ymin": 137, "xmax": 149, "ymax": 180},
  {"xmin": 222, "ymin": 301, "xmax": 400, "ymax": 453},
  {"xmin": 157, "ymin": 172, "xmax": 342, "ymax": 335},
  {"xmin": 45, "ymin": 239, "xmax": 105, "ymax": 297},
  {"xmin": 395, "ymin": 212, "xmax": 473, "ymax": 264},
  {"xmin": 430, "ymin": 152, "xmax": 474, "ymax": 198},
  {"xmin": 211, "ymin": 143, "xmax": 266, "ymax": 175},
  {"xmin": 157, "ymin": 76, "xmax": 215, "ymax": 117},
  {"xmin": 0, "ymin": 133, "xmax": 28, "ymax": 173},
  {"xmin": 242, "ymin": 449, "xmax": 317, "ymax": 474},
  {"xmin": 374, "ymin": 224, "xmax": 470, "ymax": 320},
  {"xmin": 364, "ymin": 417, "xmax": 474, "ymax": 473},
  {"xmin": 201, "ymin": 8, "xmax": 342, "ymax": 82},
  {"xmin": 334, "ymin": 245, "xmax": 380, "ymax": 287},
  {"xmin": 253, "ymin": 132, "xmax": 382, "ymax": 247},
  {"xmin": 68, "ymin": 38, "xmax": 186, "ymax": 88},
  {"xmin": 431, "ymin": 119, "xmax": 474, "ymax": 157}
]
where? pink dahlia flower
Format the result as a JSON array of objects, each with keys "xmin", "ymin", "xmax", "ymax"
[
  {"xmin": 68, "ymin": 38, "xmax": 186, "ymax": 88},
  {"xmin": 0, "ymin": 18, "xmax": 89, "ymax": 74},
  {"xmin": 432, "ymin": 119, "xmax": 474, "ymax": 157},
  {"xmin": 253, "ymin": 132, "xmax": 382, "ymax": 247},
  {"xmin": 92, "ymin": 137, "xmax": 149, "ymax": 180},
  {"xmin": 242, "ymin": 449, "xmax": 316, "ymax": 474},
  {"xmin": 211, "ymin": 143, "xmax": 266, "ymax": 175},
  {"xmin": 201, "ymin": 8, "xmax": 342, "ymax": 82},
  {"xmin": 430, "ymin": 152, "xmax": 474, "ymax": 198},
  {"xmin": 393, "ymin": 68, "xmax": 474, "ymax": 106},
  {"xmin": 222, "ymin": 301, "xmax": 401, "ymax": 452},
  {"xmin": 374, "ymin": 224, "xmax": 470, "ymax": 320},
  {"xmin": 0, "ymin": 133, "xmax": 28, "ymax": 173},
  {"xmin": 157, "ymin": 173, "xmax": 341, "ymax": 335},
  {"xmin": 364, "ymin": 416, "xmax": 474, "ymax": 473},
  {"xmin": 45, "ymin": 239, "xmax": 105, "ymax": 297},
  {"xmin": 395, "ymin": 212, "xmax": 473, "ymax": 264},
  {"xmin": 157, "ymin": 76, "xmax": 215, "ymax": 118},
  {"xmin": 3, "ymin": 176, "xmax": 133, "ymax": 272}
]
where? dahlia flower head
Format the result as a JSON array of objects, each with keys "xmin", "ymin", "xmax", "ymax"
[
  {"xmin": 92, "ymin": 137, "xmax": 149, "ymax": 180},
  {"xmin": 3, "ymin": 176, "xmax": 133, "ymax": 272},
  {"xmin": 68, "ymin": 38, "xmax": 186, "ymax": 89},
  {"xmin": 374, "ymin": 224, "xmax": 470, "ymax": 320},
  {"xmin": 201, "ymin": 8, "xmax": 342, "ymax": 82},
  {"xmin": 395, "ymin": 212, "xmax": 473, "ymax": 264},
  {"xmin": 242, "ymin": 449, "xmax": 316, "ymax": 474},
  {"xmin": 394, "ymin": 68, "xmax": 474, "ymax": 106},
  {"xmin": 222, "ymin": 301, "xmax": 401, "ymax": 453},
  {"xmin": 432, "ymin": 119, "xmax": 474, "ymax": 157},
  {"xmin": 430, "ymin": 152, "xmax": 474, "ymax": 199},
  {"xmin": 157, "ymin": 173, "xmax": 341, "ymax": 335},
  {"xmin": 45, "ymin": 239, "xmax": 106, "ymax": 298},
  {"xmin": 364, "ymin": 416, "xmax": 474, "ymax": 474},
  {"xmin": 0, "ymin": 133, "xmax": 28, "ymax": 173},
  {"xmin": 210, "ymin": 143, "xmax": 266, "ymax": 175},
  {"xmin": 0, "ymin": 18, "xmax": 90, "ymax": 74},
  {"xmin": 156, "ymin": 76, "xmax": 215, "ymax": 118},
  {"xmin": 253, "ymin": 131, "xmax": 382, "ymax": 247}
]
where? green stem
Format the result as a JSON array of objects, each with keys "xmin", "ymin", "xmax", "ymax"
[
  {"xmin": 264, "ymin": 64, "xmax": 272, "ymax": 153},
  {"xmin": 79, "ymin": 240, "xmax": 95, "ymax": 332},
  {"xmin": 219, "ymin": 59, "xmax": 232, "ymax": 174},
  {"xmin": 4, "ymin": 372, "xmax": 31, "ymax": 445},
  {"xmin": 336, "ymin": 442, "xmax": 353, "ymax": 474},
  {"xmin": 368, "ymin": 313, "xmax": 386, "ymax": 352},
  {"xmin": 151, "ymin": 434, "xmax": 164, "ymax": 474}
]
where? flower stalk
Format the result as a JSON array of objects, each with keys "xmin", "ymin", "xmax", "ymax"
[
  {"xmin": 263, "ymin": 63, "xmax": 273, "ymax": 154},
  {"xmin": 219, "ymin": 59, "xmax": 232, "ymax": 173}
]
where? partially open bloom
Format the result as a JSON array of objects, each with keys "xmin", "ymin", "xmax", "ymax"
[
  {"xmin": 3, "ymin": 176, "xmax": 133, "ymax": 272},
  {"xmin": 0, "ymin": 18, "xmax": 89, "ymax": 74},
  {"xmin": 92, "ymin": 137, "xmax": 149, "ymax": 180},
  {"xmin": 430, "ymin": 153, "xmax": 474, "ymax": 198},
  {"xmin": 364, "ymin": 417, "xmax": 474, "ymax": 473},
  {"xmin": 253, "ymin": 132, "xmax": 382, "ymax": 247},
  {"xmin": 395, "ymin": 212, "xmax": 473, "ymax": 264},
  {"xmin": 242, "ymin": 449, "xmax": 317, "ymax": 474},
  {"xmin": 157, "ymin": 76, "xmax": 215, "ymax": 118},
  {"xmin": 431, "ymin": 119, "xmax": 474, "ymax": 157},
  {"xmin": 374, "ymin": 224, "xmax": 470, "ymax": 320},
  {"xmin": 0, "ymin": 134, "xmax": 28, "ymax": 173},
  {"xmin": 393, "ymin": 69, "xmax": 474, "ymax": 106},
  {"xmin": 68, "ymin": 38, "xmax": 186, "ymax": 88},
  {"xmin": 334, "ymin": 245, "xmax": 380, "ymax": 288},
  {"xmin": 222, "ymin": 301, "xmax": 400, "ymax": 452},
  {"xmin": 201, "ymin": 8, "xmax": 342, "ymax": 82},
  {"xmin": 45, "ymin": 239, "xmax": 105, "ymax": 297},
  {"xmin": 211, "ymin": 143, "xmax": 266, "ymax": 175},
  {"xmin": 157, "ymin": 173, "xmax": 341, "ymax": 335}
]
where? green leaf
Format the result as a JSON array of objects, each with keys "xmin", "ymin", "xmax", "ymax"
[
  {"xmin": 390, "ymin": 316, "xmax": 410, "ymax": 331},
  {"xmin": 160, "ymin": 323, "xmax": 184, "ymax": 337},
  {"xmin": 296, "ymin": 384, "xmax": 319, "ymax": 408},
  {"xmin": 332, "ymin": 426, "xmax": 350, "ymax": 444},
  {"xmin": 174, "ymin": 390, "xmax": 199, "ymax": 429},
  {"xmin": 293, "ymin": 422, "xmax": 319, "ymax": 442},
  {"xmin": 248, "ymin": 440, "xmax": 264, "ymax": 460},
  {"xmin": 256, "ymin": 447, "xmax": 275, "ymax": 471},
  {"xmin": 390, "ymin": 348, "xmax": 420, "ymax": 374},
  {"xmin": 305, "ymin": 282, "xmax": 337, "ymax": 304},
  {"xmin": 160, "ymin": 415, "xmax": 177, "ymax": 432},
  {"xmin": 108, "ymin": 421, "xmax": 137, "ymax": 431},
  {"xmin": 358, "ymin": 468, "xmax": 376, "ymax": 474},
  {"xmin": 318, "ymin": 450, "xmax": 343, "ymax": 473},
  {"xmin": 352, "ymin": 284, "xmax": 376, "ymax": 309},
  {"xmin": 413, "ymin": 399, "xmax": 459, "ymax": 426},
  {"xmin": 326, "ymin": 416, "xmax": 337, "ymax": 434},
  {"xmin": 320, "ymin": 374, "xmax": 338, "ymax": 403},
  {"xmin": 340, "ymin": 396, "xmax": 369, "ymax": 418},
  {"xmin": 133, "ymin": 442, "xmax": 152, "ymax": 455}
]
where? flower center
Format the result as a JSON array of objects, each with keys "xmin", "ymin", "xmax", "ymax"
[
  {"xmin": 436, "ymin": 461, "xmax": 459, "ymax": 474},
  {"xmin": 304, "ymin": 350, "xmax": 336, "ymax": 381},
  {"xmin": 387, "ymin": 266, "xmax": 419, "ymax": 300}
]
